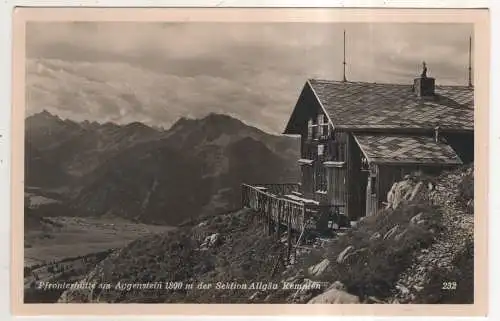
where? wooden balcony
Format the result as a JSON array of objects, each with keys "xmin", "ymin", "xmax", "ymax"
[{"xmin": 241, "ymin": 183, "xmax": 347, "ymax": 233}]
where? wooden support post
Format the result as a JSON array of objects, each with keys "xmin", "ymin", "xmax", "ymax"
[
  {"xmin": 293, "ymin": 204, "xmax": 306, "ymax": 262},
  {"xmin": 276, "ymin": 200, "xmax": 282, "ymax": 239},
  {"xmin": 267, "ymin": 197, "xmax": 272, "ymax": 236},
  {"xmin": 264, "ymin": 196, "xmax": 267, "ymax": 233},
  {"xmin": 286, "ymin": 212, "xmax": 292, "ymax": 264},
  {"xmin": 294, "ymin": 233, "xmax": 298, "ymax": 263}
]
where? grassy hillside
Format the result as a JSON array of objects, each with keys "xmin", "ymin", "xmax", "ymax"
[
  {"xmin": 51, "ymin": 166, "xmax": 474, "ymax": 304},
  {"xmin": 57, "ymin": 209, "xmax": 289, "ymax": 303}
]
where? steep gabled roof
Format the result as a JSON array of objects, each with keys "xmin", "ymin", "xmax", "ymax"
[
  {"xmin": 284, "ymin": 79, "xmax": 474, "ymax": 134},
  {"xmin": 353, "ymin": 134, "xmax": 463, "ymax": 165}
]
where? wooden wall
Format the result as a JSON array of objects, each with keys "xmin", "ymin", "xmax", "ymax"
[
  {"xmin": 346, "ymin": 134, "xmax": 367, "ymax": 220},
  {"xmin": 444, "ymin": 132, "xmax": 474, "ymax": 164},
  {"xmin": 365, "ymin": 165, "xmax": 378, "ymax": 217},
  {"xmin": 325, "ymin": 163, "xmax": 347, "ymax": 206},
  {"xmin": 300, "ymin": 164, "xmax": 314, "ymax": 199}
]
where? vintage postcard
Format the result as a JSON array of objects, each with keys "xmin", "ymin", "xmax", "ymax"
[{"xmin": 11, "ymin": 7, "xmax": 489, "ymax": 316}]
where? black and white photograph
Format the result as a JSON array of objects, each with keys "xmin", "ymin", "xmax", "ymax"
[{"xmin": 21, "ymin": 18, "xmax": 478, "ymax": 306}]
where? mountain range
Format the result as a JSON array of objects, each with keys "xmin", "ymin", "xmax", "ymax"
[{"xmin": 25, "ymin": 110, "xmax": 300, "ymax": 225}]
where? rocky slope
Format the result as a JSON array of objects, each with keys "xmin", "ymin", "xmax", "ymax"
[
  {"xmin": 393, "ymin": 166, "xmax": 474, "ymax": 304},
  {"xmin": 53, "ymin": 166, "xmax": 474, "ymax": 304},
  {"xmin": 281, "ymin": 165, "xmax": 474, "ymax": 304}
]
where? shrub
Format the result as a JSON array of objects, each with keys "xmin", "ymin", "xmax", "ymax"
[{"xmin": 299, "ymin": 200, "xmax": 443, "ymax": 300}]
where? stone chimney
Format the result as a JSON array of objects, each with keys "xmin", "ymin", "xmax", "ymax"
[{"xmin": 413, "ymin": 61, "xmax": 435, "ymax": 97}]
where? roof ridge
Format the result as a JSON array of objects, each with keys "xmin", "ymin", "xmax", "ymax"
[
  {"xmin": 309, "ymin": 78, "xmax": 411, "ymax": 86},
  {"xmin": 308, "ymin": 78, "xmax": 473, "ymax": 89}
]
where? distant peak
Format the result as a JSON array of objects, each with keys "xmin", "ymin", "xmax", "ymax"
[
  {"xmin": 27, "ymin": 109, "xmax": 61, "ymax": 122},
  {"xmin": 102, "ymin": 121, "xmax": 120, "ymax": 128},
  {"xmin": 169, "ymin": 116, "xmax": 195, "ymax": 130},
  {"xmin": 202, "ymin": 112, "xmax": 242, "ymax": 124},
  {"xmin": 36, "ymin": 109, "xmax": 56, "ymax": 118},
  {"xmin": 124, "ymin": 121, "xmax": 157, "ymax": 132},
  {"xmin": 125, "ymin": 121, "xmax": 148, "ymax": 128}
]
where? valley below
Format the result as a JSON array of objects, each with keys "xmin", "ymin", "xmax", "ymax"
[
  {"xmin": 24, "ymin": 213, "xmax": 175, "ymax": 267},
  {"xmin": 24, "ymin": 190, "xmax": 176, "ymax": 303}
]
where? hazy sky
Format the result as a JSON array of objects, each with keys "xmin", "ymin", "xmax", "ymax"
[{"xmin": 26, "ymin": 22, "xmax": 473, "ymax": 133}]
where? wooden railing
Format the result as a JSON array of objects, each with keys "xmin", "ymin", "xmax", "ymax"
[
  {"xmin": 242, "ymin": 183, "xmax": 349, "ymax": 263},
  {"xmin": 241, "ymin": 183, "xmax": 311, "ymax": 229},
  {"xmin": 242, "ymin": 183, "xmax": 312, "ymax": 263},
  {"xmin": 254, "ymin": 183, "xmax": 300, "ymax": 197}
]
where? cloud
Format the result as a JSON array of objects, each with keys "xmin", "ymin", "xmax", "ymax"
[{"xmin": 26, "ymin": 22, "xmax": 473, "ymax": 133}]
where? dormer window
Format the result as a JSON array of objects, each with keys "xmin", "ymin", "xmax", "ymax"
[{"xmin": 316, "ymin": 114, "xmax": 329, "ymax": 139}]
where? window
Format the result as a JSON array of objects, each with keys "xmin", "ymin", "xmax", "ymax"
[
  {"xmin": 307, "ymin": 118, "xmax": 318, "ymax": 139},
  {"xmin": 326, "ymin": 139, "xmax": 338, "ymax": 161},
  {"xmin": 317, "ymin": 115, "xmax": 323, "ymax": 137},
  {"xmin": 338, "ymin": 143, "xmax": 346, "ymax": 162},
  {"xmin": 302, "ymin": 141, "xmax": 316, "ymax": 159},
  {"xmin": 317, "ymin": 114, "xmax": 326, "ymax": 137}
]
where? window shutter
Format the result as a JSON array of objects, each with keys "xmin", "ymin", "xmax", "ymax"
[
  {"xmin": 307, "ymin": 119, "xmax": 313, "ymax": 138},
  {"xmin": 318, "ymin": 144, "xmax": 324, "ymax": 156}
]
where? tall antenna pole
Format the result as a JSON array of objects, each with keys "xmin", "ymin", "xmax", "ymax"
[
  {"xmin": 343, "ymin": 29, "xmax": 347, "ymax": 82},
  {"xmin": 468, "ymin": 36, "xmax": 473, "ymax": 87}
]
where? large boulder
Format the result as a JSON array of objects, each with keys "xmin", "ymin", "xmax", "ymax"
[
  {"xmin": 369, "ymin": 232, "xmax": 382, "ymax": 241},
  {"xmin": 408, "ymin": 182, "xmax": 425, "ymax": 202},
  {"xmin": 326, "ymin": 280, "xmax": 346, "ymax": 291},
  {"xmin": 394, "ymin": 229, "xmax": 409, "ymax": 241},
  {"xmin": 410, "ymin": 212, "xmax": 424, "ymax": 224},
  {"xmin": 386, "ymin": 176, "xmax": 427, "ymax": 210},
  {"xmin": 308, "ymin": 288, "xmax": 360, "ymax": 304},
  {"xmin": 307, "ymin": 259, "xmax": 330, "ymax": 277},
  {"xmin": 336, "ymin": 246, "xmax": 355, "ymax": 264},
  {"xmin": 200, "ymin": 233, "xmax": 221, "ymax": 249},
  {"xmin": 383, "ymin": 225, "xmax": 400, "ymax": 240},
  {"xmin": 386, "ymin": 178, "xmax": 414, "ymax": 209},
  {"xmin": 342, "ymin": 247, "xmax": 368, "ymax": 265}
]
